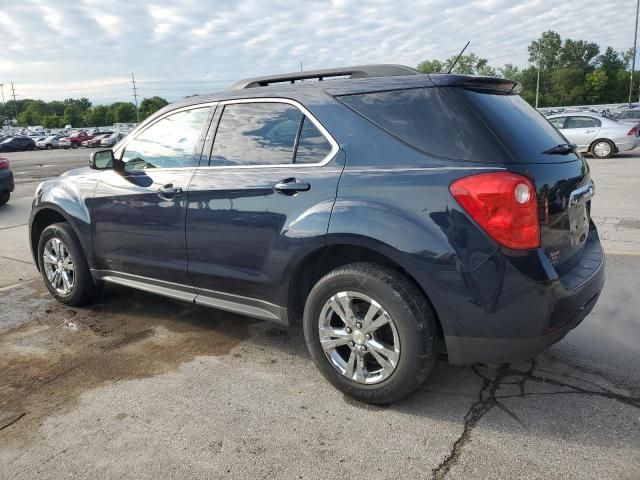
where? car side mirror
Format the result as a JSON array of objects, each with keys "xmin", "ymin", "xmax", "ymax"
[{"xmin": 89, "ymin": 149, "xmax": 115, "ymax": 170}]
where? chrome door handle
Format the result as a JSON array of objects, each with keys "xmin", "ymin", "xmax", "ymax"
[
  {"xmin": 274, "ymin": 178, "xmax": 311, "ymax": 195},
  {"xmin": 157, "ymin": 183, "xmax": 183, "ymax": 198}
]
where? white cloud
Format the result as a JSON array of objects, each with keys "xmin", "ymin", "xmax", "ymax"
[{"xmin": 0, "ymin": 0, "xmax": 635, "ymax": 103}]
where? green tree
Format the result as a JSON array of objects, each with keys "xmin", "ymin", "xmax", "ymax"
[
  {"xmin": 498, "ymin": 64, "xmax": 520, "ymax": 80},
  {"xmin": 139, "ymin": 96, "xmax": 168, "ymax": 120},
  {"xmin": 416, "ymin": 59, "xmax": 446, "ymax": 73},
  {"xmin": 63, "ymin": 106, "xmax": 81, "ymax": 127},
  {"xmin": 110, "ymin": 102, "xmax": 137, "ymax": 123},
  {"xmin": 584, "ymin": 70, "xmax": 608, "ymax": 103}
]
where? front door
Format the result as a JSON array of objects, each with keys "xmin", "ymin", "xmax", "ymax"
[
  {"xmin": 186, "ymin": 99, "xmax": 343, "ymax": 311},
  {"xmin": 92, "ymin": 106, "xmax": 212, "ymax": 287}
]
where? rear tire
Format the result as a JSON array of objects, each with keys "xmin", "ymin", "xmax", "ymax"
[
  {"xmin": 303, "ymin": 262, "xmax": 437, "ymax": 404},
  {"xmin": 0, "ymin": 192, "xmax": 9, "ymax": 205},
  {"xmin": 590, "ymin": 139, "xmax": 614, "ymax": 159},
  {"xmin": 71, "ymin": 142, "xmax": 78, "ymax": 149},
  {"xmin": 37, "ymin": 222, "xmax": 101, "ymax": 306}
]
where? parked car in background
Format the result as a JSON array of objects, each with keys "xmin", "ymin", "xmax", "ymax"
[
  {"xmin": 100, "ymin": 132, "xmax": 125, "ymax": 148},
  {"xmin": 547, "ymin": 112, "xmax": 638, "ymax": 158},
  {"xmin": 60, "ymin": 131, "xmax": 103, "ymax": 149},
  {"xmin": 0, "ymin": 136, "xmax": 36, "ymax": 152},
  {"xmin": 29, "ymin": 65, "xmax": 605, "ymax": 404},
  {"xmin": 616, "ymin": 109, "xmax": 640, "ymax": 125},
  {"xmin": 81, "ymin": 133, "xmax": 113, "ymax": 148},
  {"xmin": 0, "ymin": 156, "xmax": 14, "ymax": 205},
  {"xmin": 36, "ymin": 135, "xmax": 66, "ymax": 150}
]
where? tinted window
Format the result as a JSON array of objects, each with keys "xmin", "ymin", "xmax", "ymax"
[
  {"xmin": 619, "ymin": 110, "xmax": 640, "ymax": 119},
  {"xmin": 565, "ymin": 117, "xmax": 601, "ymax": 129},
  {"xmin": 453, "ymin": 88, "xmax": 580, "ymax": 163},
  {"xmin": 211, "ymin": 103, "xmax": 302, "ymax": 166},
  {"xmin": 548, "ymin": 117, "xmax": 565, "ymax": 129},
  {"xmin": 339, "ymin": 87, "xmax": 500, "ymax": 162},
  {"xmin": 122, "ymin": 107, "xmax": 209, "ymax": 170},
  {"xmin": 295, "ymin": 117, "xmax": 332, "ymax": 164}
]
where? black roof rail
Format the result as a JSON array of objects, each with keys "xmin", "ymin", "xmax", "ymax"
[{"xmin": 230, "ymin": 64, "xmax": 421, "ymax": 90}]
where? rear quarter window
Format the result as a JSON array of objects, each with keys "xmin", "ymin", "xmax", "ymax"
[{"xmin": 338, "ymin": 87, "xmax": 502, "ymax": 163}]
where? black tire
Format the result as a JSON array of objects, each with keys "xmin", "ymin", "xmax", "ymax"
[
  {"xmin": 37, "ymin": 222, "xmax": 101, "ymax": 305},
  {"xmin": 45, "ymin": 144, "xmax": 52, "ymax": 150},
  {"xmin": 590, "ymin": 139, "xmax": 615, "ymax": 159},
  {"xmin": 71, "ymin": 142, "xmax": 78, "ymax": 149},
  {"xmin": 303, "ymin": 262, "xmax": 437, "ymax": 404},
  {"xmin": 0, "ymin": 192, "xmax": 9, "ymax": 205}
]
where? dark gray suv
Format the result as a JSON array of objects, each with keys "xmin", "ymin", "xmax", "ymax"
[{"xmin": 30, "ymin": 65, "xmax": 604, "ymax": 403}]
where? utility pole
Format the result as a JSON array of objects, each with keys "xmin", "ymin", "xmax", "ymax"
[
  {"xmin": 535, "ymin": 42, "xmax": 541, "ymax": 109},
  {"xmin": 131, "ymin": 72, "xmax": 140, "ymax": 123},
  {"xmin": 10, "ymin": 82, "xmax": 17, "ymax": 123},
  {"xmin": 629, "ymin": 0, "xmax": 639, "ymax": 107},
  {"xmin": 0, "ymin": 83, "xmax": 4, "ymax": 127},
  {"xmin": 300, "ymin": 60, "xmax": 303, "ymax": 72}
]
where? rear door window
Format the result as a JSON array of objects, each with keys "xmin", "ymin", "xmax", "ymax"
[
  {"xmin": 565, "ymin": 117, "xmax": 601, "ymax": 129},
  {"xmin": 210, "ymin": 103, "xmax": 302, "ymax": 166},
  {"xmin": 338, "ymin": 87, "xmax": 500, "ymax": 162}
]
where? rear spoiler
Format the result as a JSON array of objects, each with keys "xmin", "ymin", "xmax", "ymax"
[{"xmin": 429, "ymin": 74, "xmax": 521, "ymax": 95}]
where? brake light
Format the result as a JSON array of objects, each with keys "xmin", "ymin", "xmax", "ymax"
[
  {"xmin": 449, "ymin": 172, "xmax": 540, "ymax": 250},
  {"xmin": 627, "ymin": 126, "xmax": 637, "ymax": 136},
  {"xmin": 0, "ymin": 157, "xmax": 9, "ymax": 170}
]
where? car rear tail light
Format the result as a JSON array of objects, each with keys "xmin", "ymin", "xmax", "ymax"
[
  {"xmin": 0, "ymin": 158, "xmax": 9, "ymax": 170},
  {"xmin": 449, "ymin": 172, "xmax": 540, "ymax": 250},
  {"xmin": 628, "ymin": 126, "xmax": 638, "ymax": 136}
]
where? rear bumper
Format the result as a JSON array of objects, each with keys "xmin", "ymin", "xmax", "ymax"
[
  {"xmin": 413, "ymin": 227, "xmax": 605, "ymax": 364},
  {"xmin": 0, "ymin": 169, "xmax": 14, "ymax": 193},
  {"xmin": 614, "ymin": 139, "xmax": 638, "ymax": 152}
]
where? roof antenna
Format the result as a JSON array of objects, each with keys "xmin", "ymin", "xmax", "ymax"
[{"xmin": 447, "ymin": 41, "xmax": 470, "ymax": 74}]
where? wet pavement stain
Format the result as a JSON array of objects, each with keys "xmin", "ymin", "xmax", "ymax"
[{"xmin": 0, "ymin": 283, "xmax": 254, "ymax": 447}]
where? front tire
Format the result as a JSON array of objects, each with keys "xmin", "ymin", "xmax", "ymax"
[
  {"xmin": 303, "ymin": 262, "xmax": 437, "ymax": 404},
  {"xmin": 0, "ymin": 192, "xmax": 9, "ymax": 205},
  {"xmin": 591, "ymin": 139, "xmax": 614, "ymax": 159},
  {"xmin": 71, "ymin": 142, "xmax": 78, "ymax": 149},
  {"xmin": 37, "ymin": 222, "xmax": 101, "ymax": 305}
]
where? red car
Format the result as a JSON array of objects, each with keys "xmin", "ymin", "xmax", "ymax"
[{"xmin": 60, "ymin": 131, "xmax": 96, "ymax": 149}]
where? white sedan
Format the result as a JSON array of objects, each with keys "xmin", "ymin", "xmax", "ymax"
[{"xmin": 547, "ymin": 112, "xmax": 639, "ymax": 158}]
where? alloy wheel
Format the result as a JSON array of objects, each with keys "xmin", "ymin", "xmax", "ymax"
[
  {"xmin": 318, "ymin": 291, "xmax": 400, "ymax": 384},
  {"xmin": 42, "ymin": 237, "xmax": 75, "ymax": 296},
  {"xmin": 593, "ymin": 141, "xmax": 611, "ymax": 158}
]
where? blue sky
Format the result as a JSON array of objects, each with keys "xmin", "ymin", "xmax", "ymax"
[{"xmin": 0, "ymin": 0, "xmax": 635, "ymax": 104}]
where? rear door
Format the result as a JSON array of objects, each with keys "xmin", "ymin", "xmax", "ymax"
[
  {"xmin": 561, "ymin": 116, "xmax": 601, "ymax": 150},
  {"xmin": 186, "ymin": 99, "xmax": 343, "ymax": 312},
  {"xmin": 91, "ymin": 105, "xmax": 212, "ymax": 288}
]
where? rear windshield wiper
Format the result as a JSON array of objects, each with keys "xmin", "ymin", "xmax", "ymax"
[{"xmin": 542, "ymin": 143, "xmax": 575, "ymax": 155}]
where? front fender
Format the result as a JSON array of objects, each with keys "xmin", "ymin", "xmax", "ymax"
[{"xmin": 30, "ymin": 176, "xmax": 98, "ymax": 269}]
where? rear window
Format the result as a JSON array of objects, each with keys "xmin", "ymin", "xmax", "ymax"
[
  {"xmin": 338, "ymin": 87, "xmax": 500, "ymax": 162},
  {"xmin": 449, "ymin": 89, "xmax": 577, "ymax": 163}
]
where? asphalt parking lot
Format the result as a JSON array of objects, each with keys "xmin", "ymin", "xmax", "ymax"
[{"xmin": 0, "ymin": 148, "xmax": 639, "ymax": 479}]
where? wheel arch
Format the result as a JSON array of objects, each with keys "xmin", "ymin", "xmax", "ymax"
[
  {"xmin": 30, "ymin": 206, "xmax": 87, "ymax": 271},
  {"xmin": 286, "ymin": 242, "xmax": 445, "ymax": 342},
  {"xmin": 589, "ymin": 138, "xmax": 617, "ymax": 156}
]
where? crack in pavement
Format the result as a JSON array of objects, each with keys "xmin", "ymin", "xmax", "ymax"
[{"xmin": 431, "ymin": 360, "xmax": 640, "ymax": 479}]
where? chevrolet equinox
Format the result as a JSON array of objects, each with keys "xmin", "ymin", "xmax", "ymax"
[{"xmin": 30, "ymin": 65, "xmax": 605, "ymax": 404}]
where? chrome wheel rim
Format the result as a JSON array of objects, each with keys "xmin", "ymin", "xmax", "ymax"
[
  {"xmin": 43, "ymin": 238, "xmax": 75, "ymax": 296},
  {"xmin": 593, "ymin": 141, "xmax": 611, "ymax": 158},
  {"xmin": 319, "ymin": 291, "xmax": 400, "ymax": 385}
]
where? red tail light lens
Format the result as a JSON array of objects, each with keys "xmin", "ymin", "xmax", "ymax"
[
  {"xmin": 627, "ymin": 126, "xmax": 637, "ymax": 136},
  {"xmin": 449, "ymin": 172, "xmax": 540, "ymax": 250},
  {"xmin": 0, "ymin": 157, "xmax": 9, "ymax": 170}
]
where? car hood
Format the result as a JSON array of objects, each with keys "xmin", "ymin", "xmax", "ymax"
[{"xmin": 61, "ymin": 166, "xmax": 92, "ymax": 177}]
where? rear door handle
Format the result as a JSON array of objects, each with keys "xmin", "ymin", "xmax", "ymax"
[
  {"xmin": 274, "ymin": 178, "xmax": 311, "ymax": 195},
  {"xmin": 157, "ymin": 183, "xmax": 183, "ymax": 199}
]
